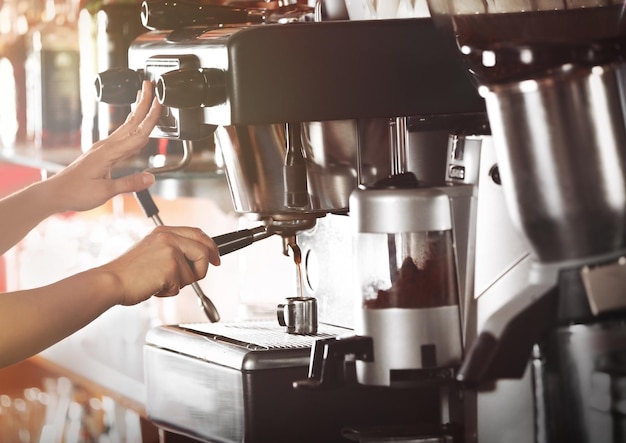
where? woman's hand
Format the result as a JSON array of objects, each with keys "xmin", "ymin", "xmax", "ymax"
[
  {"xmin": 0, "ymin": 225, "xmax": 220, "ymax": 368},
  {"xmin": 46, "ymin": 80, "xmax": 162, "ymax": 213},
  {"xmin": 97, "ymin": 225, "xmax": 221, "ymax": 306}
]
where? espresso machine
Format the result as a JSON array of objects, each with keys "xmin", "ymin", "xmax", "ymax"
[{"xmin": 94, "ymin": 2, "xmax": 532, "ymax": 442}]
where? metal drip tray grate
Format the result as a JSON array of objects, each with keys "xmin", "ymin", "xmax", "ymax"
[
  {"xmin": 144, "ymin": 321, "xmax": 353, "ymax": 370},
  {"xmin": 178, "ymin": 321, "xmax": 351, "ymax": 351}
]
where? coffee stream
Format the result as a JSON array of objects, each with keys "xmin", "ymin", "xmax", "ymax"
[{"xmin": 288, "ymin": 241, "xmax": 304, "ymax": 299}]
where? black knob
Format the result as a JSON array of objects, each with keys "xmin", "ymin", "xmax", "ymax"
[
  {"xmin": 489, "ymin": 164, "xmax": 501, "ymax": 185},
  {"xmin": 95, "ymin": 68, "xmax": 143, "ymax": 105},
  {"xmin": 141, "ymin": 0, "xmax": 263, "ymax": 31},
  {"xmin": 155, "ymin": 68, "xmax": 226, "ymax": 109}
]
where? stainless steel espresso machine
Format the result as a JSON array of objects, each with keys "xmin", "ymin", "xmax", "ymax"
[
  {"xmin": 94, "ymin": 2, "xmax": 533, "ymax": 442},
  {"xmin": 422, "ymin": 1, "xmax": 626, "ymax": 443}
]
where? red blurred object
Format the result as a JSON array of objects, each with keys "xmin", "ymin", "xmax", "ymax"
[
  {"xmin": 0, "ymin": 163, "xmax": 41, "ymax": 198},
  {"xmin": 0, "ymin": 163, "xmax": 40, "ymax": 292}
]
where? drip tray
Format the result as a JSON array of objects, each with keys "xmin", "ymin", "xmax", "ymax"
[
  {"xmin": 144, "ymin": 321, "xmax": 440, "ymax": 443},
  {"xmin": 145, "ymin": 321, "xmax": 352, "ymax": 370},
  {"xmin": 180, "ymin": 321, "xmax": 347, "ymax": 348}
]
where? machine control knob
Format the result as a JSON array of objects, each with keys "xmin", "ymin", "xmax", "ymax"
[
  {"xmin": 95, "ymin": 68, "xmax": 144, "ymax": 105},
  {"xmin": 156, "ymin": 68, "xmax": 226, "ymax": 109}
]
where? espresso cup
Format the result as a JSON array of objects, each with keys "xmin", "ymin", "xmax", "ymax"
[{"xmin": 277, "ymin": 296, "xmax": 318, "ymax": 335}]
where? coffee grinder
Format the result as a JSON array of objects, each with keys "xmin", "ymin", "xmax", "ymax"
[
  {"xmin": 295, "ymin": 175, "xmax": 469, "ymax": 439},
  {"xmin": 424, "ymin": 1, "xmax": 626, "ymax": 442}
]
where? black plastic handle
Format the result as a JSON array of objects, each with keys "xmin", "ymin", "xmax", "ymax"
[
  {"xmin": 134, "ymin": 189, "xmax": 159, "ymax": 219},
  {"xmin": 213, "ymin": 227, "xmax": 268, "ymax": 256}
]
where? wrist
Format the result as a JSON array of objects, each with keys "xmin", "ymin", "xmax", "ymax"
[
  {"xmin": 82, "ymin": 267, "xmax": 126, "ymax": 309},
  {"xmin": 28, "ymin": 178, "xmax": 66, "ymax": 216}
]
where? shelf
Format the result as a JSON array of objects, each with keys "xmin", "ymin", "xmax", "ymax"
[
  {"xmin": 0, "ymin": 143, "xmax": 230, "ymax": 201},
  {"xmin": 0, "ymin": 143, "xmax": 154, "ymax": 175},
  {"xmin": 0, "ymin": 145, "xmax": 82, "ymax": 173}
]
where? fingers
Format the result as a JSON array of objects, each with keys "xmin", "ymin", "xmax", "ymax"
[
  {"xmin": 155, "ymin": 225, "xmax": 221, "ymax": 270},
  {"xmin": 108, "ymin": 171, "xmax": 155, "ymax": 196},
  {"xmin": 152, "ymin": 226, "xmax": 220, "ymax": 298},
  {"xmin": 114, "ymin": 81, "xmax": 159, "ymax": 136},
  {"xmin": 109, "ymin": 226, "xmax": 221, "ymax": 305},
  {"xmin": 128, "ymin": 97, "xmax": 162, "ymax": 140},
  {"xmin": 149, "ymin": 225, "xmax": 220, "ymax": 276},
  {"xmin": 93, "ymin": 81, "xmax": 161, "ymax": 156}
]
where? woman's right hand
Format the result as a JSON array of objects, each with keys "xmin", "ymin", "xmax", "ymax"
[{"xmin": 97, "ymin": 225, "xmax": 221, "ymax": 306}]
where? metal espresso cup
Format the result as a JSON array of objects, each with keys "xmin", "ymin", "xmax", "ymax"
[{"xmin": 277, "ymin": 297, "xmax": 318, "ymax": 335}]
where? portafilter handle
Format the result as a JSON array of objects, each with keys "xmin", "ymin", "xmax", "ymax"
[{"xmin": 212, "ymin": 226, "xmax": 272, "ymax": 256}]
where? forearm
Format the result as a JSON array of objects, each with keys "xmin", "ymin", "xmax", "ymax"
[
  {"xmin": 0, "ymin": 268, "xmax": 120, "ymax": 368},
  {"xmin": 0, "ymin": 180, "xmax": 63, "ymax": 255}
]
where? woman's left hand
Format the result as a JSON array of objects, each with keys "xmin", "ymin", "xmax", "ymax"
[{"xmin": 46, "ymin": 80, "xmax": 162, "ymax": 213}]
